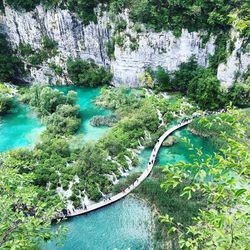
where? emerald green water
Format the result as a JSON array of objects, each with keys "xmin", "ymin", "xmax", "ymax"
[
  {"xmin": 0, "ymin": 87, "xmax": 215, "ymax": 250},
  {"xmin": 45, "ymin": 197, "xmax": 153, "ymax": 250},
  {"xmin": 0, "ymin": 103, "xmax": 44, "ymax": 152},
  {"xmin": 54, "ymin": 86, "xmax": 112, "ymax": 142},
  {"xmin": 45, "ymin": 128, "xmax": 214, "ymax": 250},
  {"xmin": 136, "ymin": 128, "xmax": 215, "ymax": 173}
]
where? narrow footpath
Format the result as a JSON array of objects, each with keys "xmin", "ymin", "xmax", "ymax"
[{"xmin": 59, "ymin": 120, "xmax": 192, "ymax": 218}]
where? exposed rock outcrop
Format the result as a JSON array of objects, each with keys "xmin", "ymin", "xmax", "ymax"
[
  {"xmin": 1, "ymin": 5, "xmax": 249, "ymax": 87},
  {"xmin": 217, "ymin": 31, "xmax": 249, "ymax": 88}
]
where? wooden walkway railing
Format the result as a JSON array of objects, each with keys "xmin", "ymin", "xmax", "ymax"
[{"xmin": 59, "ymin": 120, "xmax": 192, "ymax": 218}]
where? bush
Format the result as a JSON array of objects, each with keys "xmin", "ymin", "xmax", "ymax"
[
  {"xmin": 0, "ymin": 34, "xmax": 24, "ymax": 82},
  {"xmin": 22, "ymin": 85, "xmax": 81, "ymax": 135},
  {"xmin": 112, "ymin": 173, "xmax": 141, "ymax": 194},
  {"xmin": 171, "ymin": 56, "xmax": 199, "ymax": 93},
  {"xmin": 129, "ymin": 37, "xmax": 139, "ymax": 51},
  {"xmin": 105, "ymin": 39, "xmax": 115, "ymax": 59},
  {"xmin": 90, "ymin": 115, "xmax": 117, "ymax": 127},
  {"xmin": 42, "ymin": 36, "xmax": 58, "ymax": 52},
  {"xmin": 67, "ymin": 58, "xmax": 113, "ymax": 86},
  {"xmin": 20, "ymin": 36, "xmax": 58, "ymax": 66},
  {"xmin": 114, "ymin": 35, "xmax": 125, "ymax": 47},
  {"xmin": 0, "ymin": 93, "xmax": 14, "ymax": 114},
  {"xmin": 49, "ymin": 63, "xmax": 63, "ymax": 76},
  {"xmin": 114, "ymin": 19, "xmax": 127, "ymax": 33},
  {"xmin": 188, "ymin": 68, "xmax": 224, "ymax": 110},
  {"xmin": 154, "ymin": 66, "xmax": 171, "ymax": 91},
  {"xmin": 5, "ymin": 0, "xmax": 40, "ymax": 11},
  {"xmin": 46, "ymin": 104, "xmax": 81, "ymax": 135},
  {"xmin": 227, "ymin": 83, "xmax": 250, "ymax": 108}
]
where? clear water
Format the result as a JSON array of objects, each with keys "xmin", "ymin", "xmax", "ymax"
[
  {"xmin": 0, "ymin": 87, "xmax": 215, "ymax": 250},
  {"xmin": 134, "ymin": 128, "xmax": 215, "ymax": 173},
  {"xmin": 54, "ymin": 86, "xmax": 112, "ymax": 142},
  {"xmin": 44, "ymin": 197, "xmax": 153, "ymax": 250},
  {"xmin": 45, "ymin": 128, "xmax": 214, "ymax": 250},
  {"xmin": 0, "ymin": 87, "xmax": 111, "ymax": 153},
  {"xmin": 0, "ymin": 103, "xmax": 44, "ymax": 152}
]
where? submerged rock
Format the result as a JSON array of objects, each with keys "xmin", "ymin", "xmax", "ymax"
[
  {"xmin": 162, "ymin": 136, "xmax": 178, "ymax": 147},
  {"xmin": 90, "ymin": 115, "xmax": 117, "ymax": 127}
]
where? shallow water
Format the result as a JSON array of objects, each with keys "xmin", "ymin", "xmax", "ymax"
[
  {"xmin": 1, "ymin": 87, "xmax": 214, "ymax": 250},
  {"xmin": 135, "ymin": 128, "xmax": 215, "ymax": 173},
  {"xmin": 44, "ymin": 197, "xmax": 153, "ymax": 250},
  {"xmin": 0, "ymin": 103, "xmax": 44, "ymax": 152},
  {"xmin": 45, "ymin": 128, "xmax": 214, "ymax": 250},
  {"xmin": 54, "ymin": 86, "xmax": 112, "ymax": 142}
]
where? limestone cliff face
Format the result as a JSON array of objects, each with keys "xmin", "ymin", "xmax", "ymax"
[
  {"xmin": 1, "ymin": 5, "xmax": 249, "ymax": 87},
  {"xmin": 217, "ymin": 31, "xmax": 249, "ymax": 88}
]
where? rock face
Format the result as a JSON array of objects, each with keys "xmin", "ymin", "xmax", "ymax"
[
  {"xmin": 1, "ymin": 5, "xmax": 249, "ymax": 87},
  {"xmin": 217, "ymin": 31, "xmax": 249, "ymax": 88}
]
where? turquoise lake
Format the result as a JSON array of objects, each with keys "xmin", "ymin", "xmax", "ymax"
[
  {"xmin": 0, "ymin": 87, "xmax": 214, "ymax": 250},
  {"xmin": 0, "ymin": 103, "xmax": 44, "ymax": 152},
  {"xmin": 54, "ymin": 86, "xmax": 112, "ymax": 142},
  {"xmin": 45, "ymin": 196, "xmax": 154, "ymax": 250},
  {"xmin": 45, "ymin": 128, "xmax": 214, "ymax": 250}
]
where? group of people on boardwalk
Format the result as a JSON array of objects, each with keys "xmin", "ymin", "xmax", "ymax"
[{"xmin": 57, "ymin": 120, "xmax": 196, "ymax": 219}]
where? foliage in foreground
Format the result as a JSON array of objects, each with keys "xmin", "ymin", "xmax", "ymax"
[
  {"xmin": 189, "ymin": 108, "xmax": 250, "ymax": 149},
  {"xmin": 133, "ymin": 167, "xmax": 205, "ymax": 248},
  {"xmin": 161, "ymin": 109, "xmax": 250, "ymax": 249},
  {"xmin": 0, "ymin": 167, "xmax": 64, "ymax": 249}
]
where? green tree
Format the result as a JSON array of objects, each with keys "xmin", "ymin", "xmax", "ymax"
[
  {"xmin": 46, "ymin": 104, "xmax": 81, "ymax": 135},
  {"xmin": 27, "ymin": 85, "xmax": 77, "ymax": 116},
  {"xmin": 188, "ymin": 68, "xmax": 223, "ymax": 110},
  {"xmin": 172, "ymin": 57, "xmax": 199, "ymax": 93},
  {"xmin": 0, "ymin": 34, "xmax": 24, "ymax": 82},
  {"xmin": 228, "ymin": 83, "xmax": 250, "ymax": 108},
  {"xmin": 0, "ymin": 167, "xmax": 63, "ymax": 249},
  {"xmin": 5, "ymin": 0, "xmax": 41, "ymax": 11},
  {"xmin": 155, "ymin": 66, "xmax": 171, "ymax": 91},
  {"xmin": 67, "ymin": 58, "xmax": 113, "ymax": 87},
  {"xmin": 161, "ymin": 110, "xmax": 250, "ymax": 249},
  {"xmin": 0, "ymin": 93, "xmax": 13, "ymax": 114}
]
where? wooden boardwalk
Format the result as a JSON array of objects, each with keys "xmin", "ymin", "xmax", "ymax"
[{"xmin": 60, "ymin": 120, "xmax": 192, "ymax": 218}]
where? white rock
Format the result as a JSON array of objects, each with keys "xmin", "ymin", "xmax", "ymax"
[
  {"xmin": 217, "ymin": 31, "xmax": 249, "ymax": 88},
  {"xmin": 2, "ymin": 5, "xmax": 249, "ymax": 87}
]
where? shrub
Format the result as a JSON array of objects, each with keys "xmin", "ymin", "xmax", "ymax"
[
  {"xmin": 115, "ymin": 35, "xmax": 125, "ymax": 47},
  {"xmin": 154, "ymin": 66, "xmax": 171, "ymax": 91},
  {"xmin": 114, "ymin": 19, "xmax": 127, "ymax": 33},
  {"xmin": 46, "ymin": 104, "xmax": 81, "ymax": 135},
  {"xmin": 0, "ymin": 93, "xmax": 14, "ymax": 114},
  {"xmin": 105, "ymin": 39, "xmax": 115, "ymax": 59},
  {"xmin": 171, "ymin": 56, "xmax": 199, "ymax": 93},
  {"xmin": 49, "ymin": 63, "xmax": 63, "ymax": 76},
  {"xmin": 227, "ymin": 83, "xmax": 250, "ymax": 108},
  {"xmin": 188, "ymin": 68, "xmax": 224, "ymax": 110},
  {"xmin": 0, "ymin": 34, "xmax": 24, "ymax": 82},
  {"xmin": 67, "ymin": 58, "xmax": 113, "ymax": 86},
  {"xmin": 5, "ymin": 0, "xmax": 40, "ymax": 11}
]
